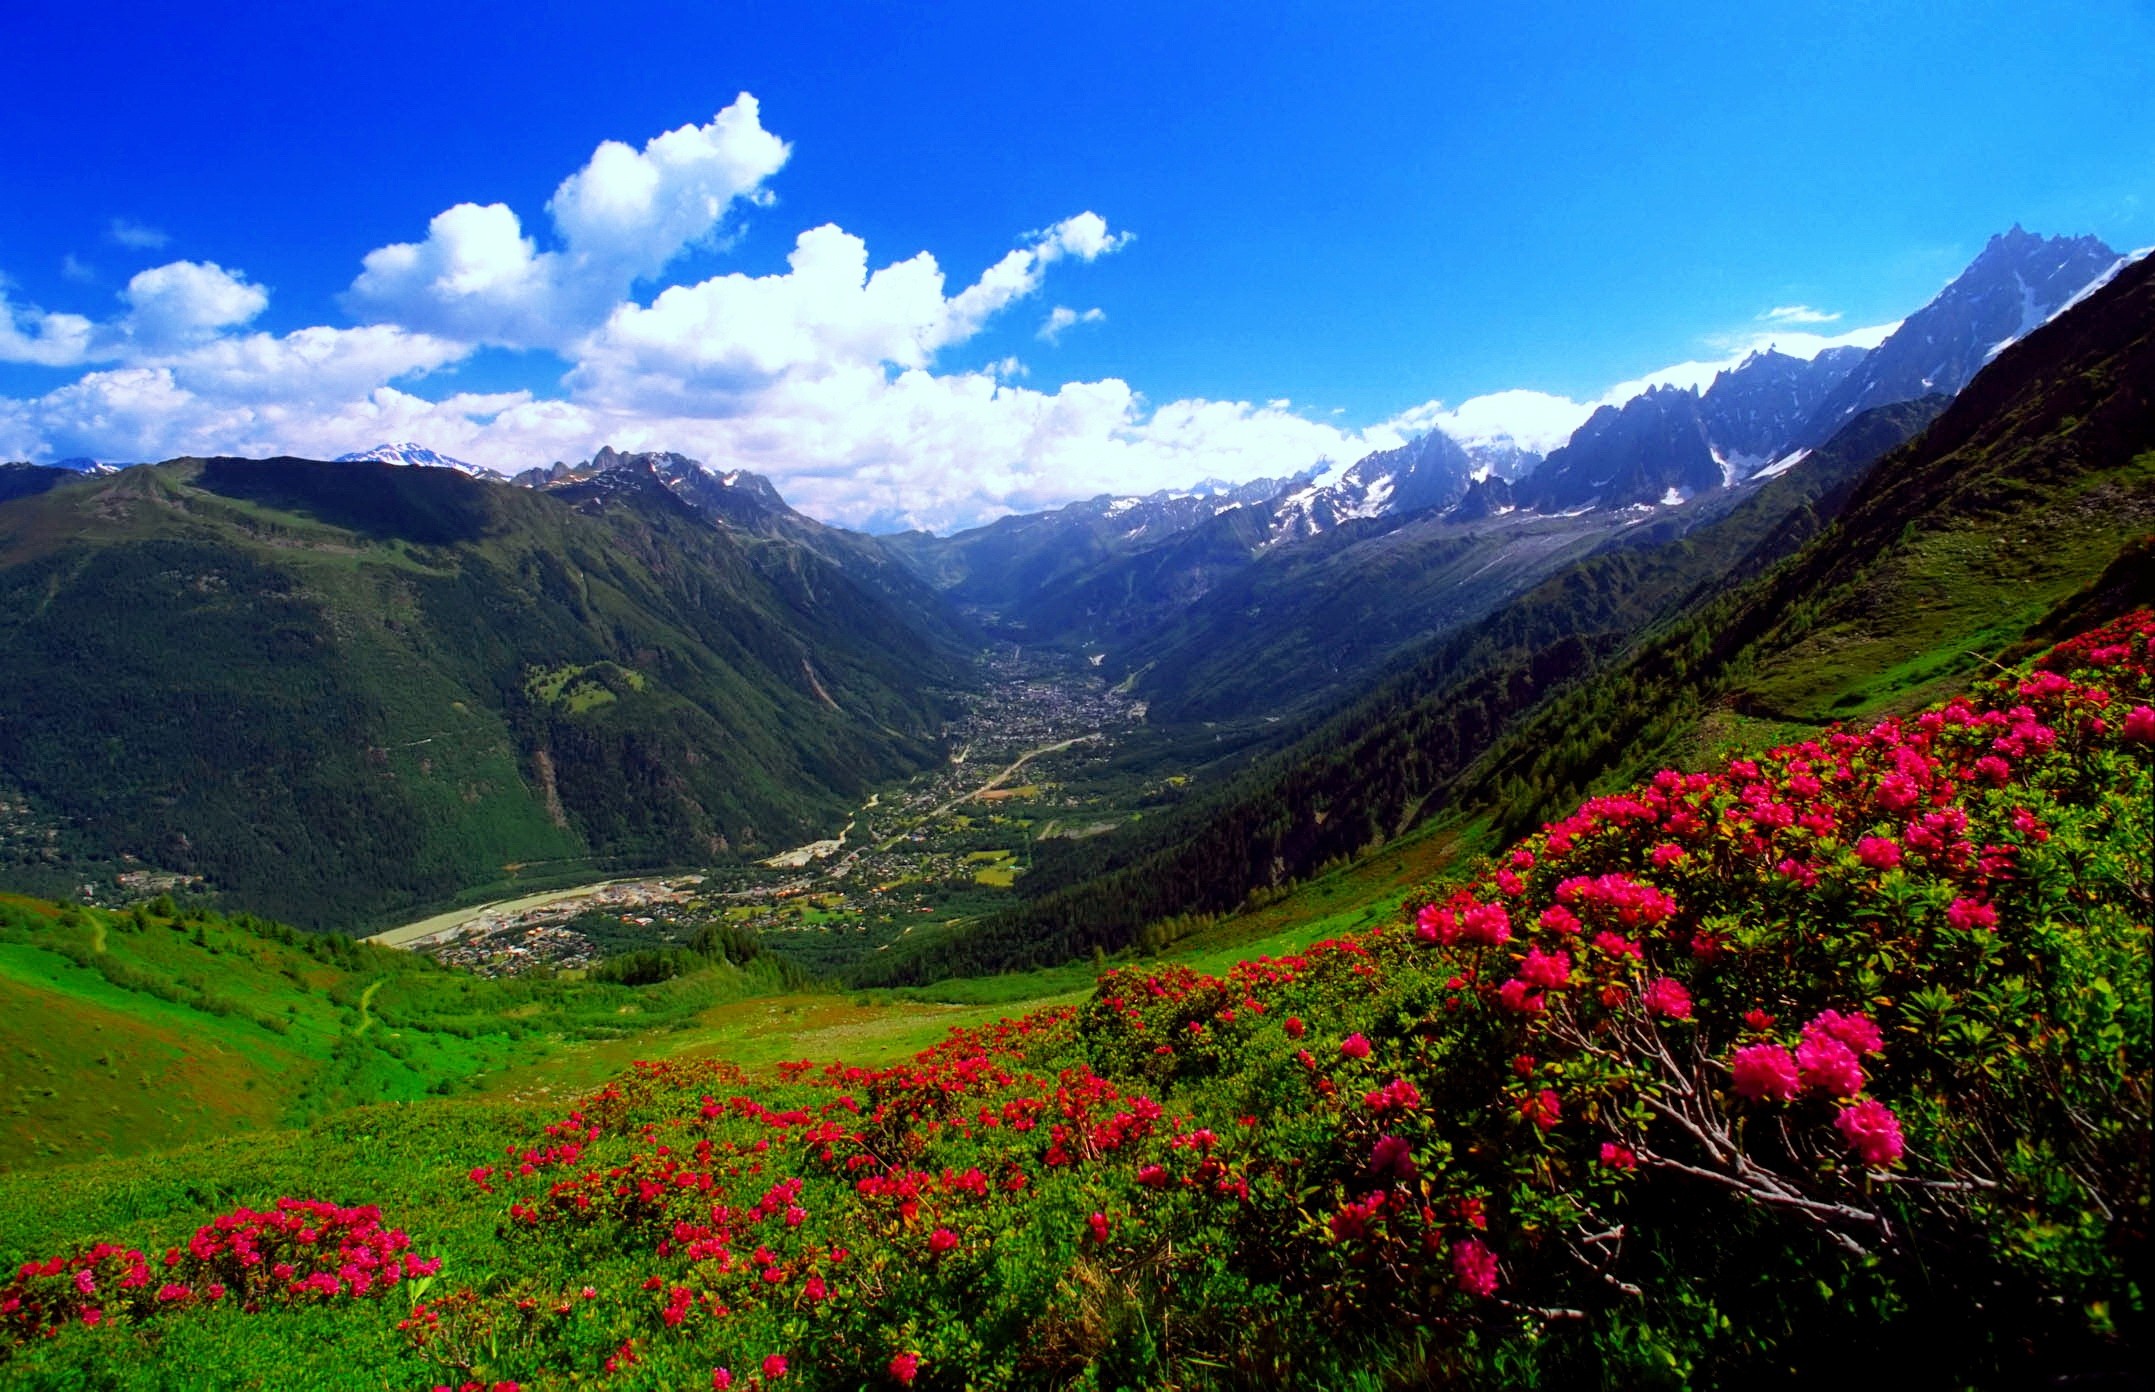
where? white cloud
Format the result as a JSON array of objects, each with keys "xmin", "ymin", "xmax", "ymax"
[
  {"xmin": 121, "ymin": 261, "xmax": 269, "ymax": 350},
  {"xmin": 1706, "ymin": 319, "xmax": 1901, "ymax": 361},
  {"xmin": 547, "ymin": 93, "xmax": 790, "ymax": 279},
  {"xmin": 1030, "ymin": 211, "xmax": 1132, "ymax": 263},
  {"xmin": 1400, "ymin": 389, "xmax": 1597, "ymax": 458},
  {"xmin": 1761, "ymin": 304, "xmax": 1840, "ymax": 325},
  {"xmin": 344, "ymin": 94, "xmax": 790, "ymax": 349},
  {"xmin": 0, "ymin": 285, "xmax": 99, "ymax": 367},
  {"xmin": 1038, "ymin": 305, "xmax": 1106, "ymax": 343},
  {"xmin": 108, "ymin": 218, "xmax": 170, "ymax": 250},
  {"xmin": 61, "ymin": 255, "xmax": 96, "ymax": 284}
]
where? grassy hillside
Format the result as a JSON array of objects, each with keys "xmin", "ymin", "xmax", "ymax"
[
  {"xmin": 0, "ymin": 459, "xmax": 964, "ymax": 929},
  {"xmin": 2, "ymin": 614, "xmax": 2144, "ymax": 1389},
  {"xmin": 0, "ymin": 893, "xmax": 801, "ymax": 1169}
]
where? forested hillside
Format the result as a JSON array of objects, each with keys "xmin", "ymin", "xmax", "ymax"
[{"xmin": 0, "ymin": 459, "xmax": 965, "ymax": 929}]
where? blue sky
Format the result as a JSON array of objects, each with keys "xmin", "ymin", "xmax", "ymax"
[{"xmin": 2, "ymin": 0, "xmax": 2149, "ymax": 529}]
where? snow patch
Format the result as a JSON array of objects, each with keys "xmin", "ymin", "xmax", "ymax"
[
  {"xmin": 1754, "ymin": 448, "xmax": 1810, "ymax": 480},
  {"xmin": 2042, "ymin": 246, "xmax": 2154, "ymax": 328}
]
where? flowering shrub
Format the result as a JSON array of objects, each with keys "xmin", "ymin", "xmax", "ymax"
[
  {"xmin": 5, "ymin": 613, "xmax": 2148, "ymax": 1387},
  {"xmin": 2, "ymin": 1198, "xmax": 437, "ymax": 1344}
]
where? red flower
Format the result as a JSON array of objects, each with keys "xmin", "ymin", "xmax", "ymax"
[
  {"xmin": 1283, "ymin": 1016, "xmax": 1306, "ymax": 1039},
  {"xmin": 711, "ymin": 1369, "xmax": 733, "ymax": 1390},
  {"xmin": 762, "ymin": 1354, "xmax": 789, "ymax": 1379},
  {"xmin": 1518, "ymin": 1088, "xmax": 1562, "ymax": 1131},
  {"xmin": 889, "ymin": 1352, "xmax": 921, "ymax": 1385},
  {"xmin": 1087, "ymin": 1211, "xmax": 1110, "ymax": 1244},
  {"xmin": 1599, "ymin": 1142, "xmax": 1637, "ymax": 1171},
  {"xmin": 2123, "ymin": 705, "xmax": 2155, "ymax": 742},
  {"xmin": 1945, "ymin": 897, "xmax": 1997, "ymax": 931},
  {"xmin": 1339, "ymin": 1033, "xmax": 1372, "ymax": 1060},
  {"xmin": 927, "ymin": 1227, "xmax": 958, "ymax": 1254}
]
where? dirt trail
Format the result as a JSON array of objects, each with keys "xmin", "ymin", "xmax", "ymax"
[{"xmin": 353, "ymin": 978, "xmax": 384, "ymax": 1037}]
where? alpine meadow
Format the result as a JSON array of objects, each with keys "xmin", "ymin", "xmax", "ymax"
[{"xmin": 0, "ymin": 6, "xmax": 2148, "ymax": 1389}]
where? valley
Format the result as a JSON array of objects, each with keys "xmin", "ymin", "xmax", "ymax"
[{"xmin": 371, "ymin": 643, "xmax": 1171, "ymax": 980}]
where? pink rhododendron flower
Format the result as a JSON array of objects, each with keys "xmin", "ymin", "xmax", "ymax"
[
  {"xmin": 762, "ymin": 1354, "xmax": 789, "ymax": 1379},
  {"xmin": 1642, "ymin": 977, "xmax": 1692, "ymax": 1020},
  {"xmin": 1730, "ymin": 1043, "xmax": 1801, "ymax": 1101},
  {"xmin": 1835, "ymin": 1098, "xmax": 1906, "ymax": 1166},
  {"xmin": 1796, "ymin": 1036, "xmax": 1865, "ymax": 1098},
  {"xmin": 1855, "ymin": 836, "xmax": 1903, "ymax": 870},
  {"xmin": 1452, "ymin": 1238, "xmax": 1500, "ymax": 1296},
  {"xmin": 928, "ymin": 1227, "xmax": 958, "ymax": 1254},
  {"xmin": 2124, "ymin": 705, "xmax": 2155, "ymax": 742},
  {"xmin": 1945, "ymin": 897, "xmax": 1998, "ymax": 931},
  {"xmin": 1339, "ymin": 1033, "xmax": 1372, "ymax": 1060},
  {"xmin": 1520, "ymin": 947, "xmax": 1572, "ymax": 989},
  {"xmin": 1599, "ymin": 1142, "xmax": 1637, "ymax": 1171},
  {"xmin": 1538, "ymin": 904, "xmax": 1581, "ymax": 934},
  {"xmin": 890, "ymin": 1353, "xmax": 921, "ymax": 1385},
  {"xmin": 710, "ymin": 1371, "xmax": 732, "ymax": 1391},
  {"xmin": 1368, "ymin": 1134, "xmax": 1416, "ymax": 1183},
  {"xmin": 1804, "ymin": 1010, "xmax": 1884, "ymax": 1057},
  {"xmin": 1496, "ymin": 979, "xmax": 1546, "ymax": 1014},
  {"xmin": 1461, "ymin": 902, "xmax": 1512, "ymax": 944}
]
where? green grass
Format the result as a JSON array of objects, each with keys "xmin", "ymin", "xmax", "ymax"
[{"xmin": 0, "ymin": 901, "xmax": 833, "ymax": 1172}]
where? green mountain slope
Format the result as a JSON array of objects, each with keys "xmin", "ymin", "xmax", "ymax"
[
  {"xmin": 0, "ymin": 459, "xmax": 964, "ymax": 929},
  {"xmin": 0, "ymin": 892, "xmax": 801, "ymax": 1169},
  {"xmin": 862, "ymin": 253, "xmax": 2154, "ymax": 984}
]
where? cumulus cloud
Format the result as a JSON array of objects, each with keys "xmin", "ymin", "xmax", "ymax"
[
  {"xmin": 121, "ymin": 261, "xmax": 269, "ymax": 350},
  {"xmin": 108, "ymin": 218, "xmax": 170, "ymax": 250},
  {"xmin": 1038, "ymin": 305, "xmax": 1106, "ymax": 343},
  {"xmin": 344, "ymin": 94, "xmax": 790, "ymax": 348},
  {"xmin": 1029, "ymin": 211, "xmax": 1132, "ymax": 263},
  {"xmin": 0, "ymin": 285, "xmax": 99, "ymax": 367},
  {"xmin": 547, "ymin": 95, "xmax": 790, "ymax": 278}
]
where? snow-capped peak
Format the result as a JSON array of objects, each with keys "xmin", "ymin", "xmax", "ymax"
[{"xmin": 335, "ymin": 443, "xmax": 490, "ymax": 476}]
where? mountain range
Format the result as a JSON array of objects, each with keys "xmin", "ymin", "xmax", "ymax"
[{"xmin": 0, "ymin": 227, "xmax": 2142, "ymax": 937}]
